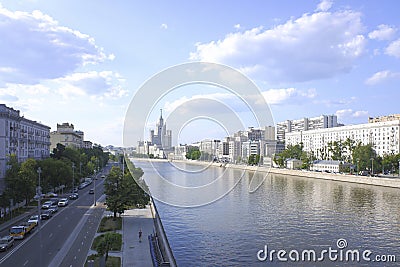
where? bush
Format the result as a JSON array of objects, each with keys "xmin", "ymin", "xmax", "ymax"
[{"xmin": 98, "ymin": 217, "xmax": 122, "ymax": 232}]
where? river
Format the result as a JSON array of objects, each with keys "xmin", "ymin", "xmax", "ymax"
[{"xmin": 133, "ymin": 160, "xmax": 400, "ymax": 266}]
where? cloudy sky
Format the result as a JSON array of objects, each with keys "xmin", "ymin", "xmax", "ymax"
[{"xmin": 0, "ymin": 0, "xmax": 399, "ymax": 146}]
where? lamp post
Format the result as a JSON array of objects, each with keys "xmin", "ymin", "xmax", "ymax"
[
  {"xmin": 37, "ymin": 167, "xmax": 42, "ymax": 229},
  {"xmin": 36, "ymin": 167, "xmax": 43, "ymax": 267},
  {"xmin": 357, "ymin": 158, "xmax": 360, "ymax": 176},
  {"xmin": 398, "ymin": 160, "xmax": 400, "ymax": 178},
  {"xmin": 93, "ymin": 170, "xmax": 96, "ymax": 206},
  {"xmin": 72, "ymin": 163, "xmax": 75, "ymax": 193},
  {"xmin": 370, "ymin": 158, "xmax": 374, "ymax": 176}
]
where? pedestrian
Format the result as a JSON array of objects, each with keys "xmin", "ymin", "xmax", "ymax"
[{"xmin": 139, "ymin": 228, "xmax": 142, "ymax": 242}]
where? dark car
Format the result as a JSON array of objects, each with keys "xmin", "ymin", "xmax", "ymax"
[
  {"xmin": 89, "ymin": 189, "xmax": 94, "ymax": 194},
  {"xmin": 0, "ymin": 236, "xmax": 14, "ymax": 252},
  {"xmin": 48, "ymin": 205, "xmax": 58, "ymax": 213},
  {"xmin": 40, "ymin": 210, "xmax": 52, "ymax": 220},
  {"xmin": 69, "ymin": 193, "xmax": 79, "ymax": 200}
]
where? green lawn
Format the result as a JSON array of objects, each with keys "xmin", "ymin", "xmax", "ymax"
[
  {"xmin": 85, "ymin": 255, "xmax": 121, "ymax": 267},
  {"xmin": 98, "ymin": 217, "xmax": 122, "ymax": 232},
  {"xmin": 91, "ymin": 232, "xmax": 122, "ymax": 251}
]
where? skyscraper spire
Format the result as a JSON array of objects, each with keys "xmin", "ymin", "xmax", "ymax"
[{"xmin": 160, "ymin": 108, "xmax": 163, "ymax": 120}]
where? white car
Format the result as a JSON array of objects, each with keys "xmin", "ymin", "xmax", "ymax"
[
  {"xmin": 58, "ymin": 198, "xmax": 69, "ymax": 207},
  {"xmin": 27, "ymin": 215, "xmax": 39, "ymax": 225},
  {"xmin": 41, "ymin": 201, "xmax": 53, "ymax": 209},
  {"xmin": 0, "ymin": 236, "xmax": 14, "ymax": 251}
]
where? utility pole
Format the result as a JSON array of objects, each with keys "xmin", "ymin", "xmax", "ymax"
[{"xmin": 72, "ymin": 163, "xmax": 75, "ymax": 193}]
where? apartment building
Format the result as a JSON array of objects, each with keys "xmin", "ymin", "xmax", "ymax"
[
  {"xmin": 285, "ymin": 120, "xmax": 400, "ymax": 158},
  {"xmin": 0, "ymin": 104, "xmax": 50, "ymax": 188},
  {"xmin": 50, "ymin": 123, "xmax": 84, "ymax": 150},
  {"xmin": 277, "ymin": 115, "xmax": 338, "ymax": 142}
]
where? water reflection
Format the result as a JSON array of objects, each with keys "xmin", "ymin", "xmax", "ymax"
[{"xmin": 134, "ymin": 161, "xmax": 400, "ymax": 266}]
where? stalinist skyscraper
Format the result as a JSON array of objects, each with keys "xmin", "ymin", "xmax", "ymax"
[{"xmin": 150, "ymin": 109, "xmax": 172, "ymax": 149}]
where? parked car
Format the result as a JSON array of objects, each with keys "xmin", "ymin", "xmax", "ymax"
[
  {"xmin": 48, "ymin": 205, "xmax": 58, "ymax": 213},
  {"xmin": 27, "ymin": 215, "xmax": 39, "ymax": 226},
  {"xmin": 41, "ymin": 201, "xmax": 53, "ymax": 209},
  {"xmin": 69, "ymin": 193, "xmax": 79, "ymax": 200},
  {"xmin": 45, "ymin": 192, "xmax": 58, "ymax": 197},
  {"xmin": 40, "ymin": 210, "xmax": 52, "ymax": 220},
  {"xmin": 0, "ymin": 236, "xmax": 14, "ymax": 252},
  {"xmin": 58, "ymin": 198, "xmax": 69, "ymax": 207},
  {"xmin": 101, "ymin": 175, "xmax": 105, "ymax": 179},
  {"xmin": 89, "ymin": 189, "xmax": 94, "ymax": 194}
]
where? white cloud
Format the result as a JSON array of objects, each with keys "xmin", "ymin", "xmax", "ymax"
[
  {"xmin": 316, "ymin": 0, "xmax": 333, "ymax": 12},
  {"xmin": 234, "ymin": 24, "xmax": 241, "ymax": 29},
  {"xmin": 261, "ymin": 88, "xmax": 316, "ymax": 105},
  {"xmin": 161, "ymin": 23, "xmax": 168, "ymax": 29},
  {"xmin": 0, "ymin": 5, "xmax": 112, "ymax": 84},
  {"xmin": 335, "ymin": 109, "xmax": 368, "ymax": 121},
  {"xmin": 365, "ymin": 70, "xmax": 400, "ymax": 85},
  {"xmin": 386, "ymin": 39, "xmax": 400, "ymax": 58},
  {"xmin": 368, "ymin": 24, "xmax": 397, "ymax": 40},
  {"xmin": 54, "ymin": 71, "xmax": 127, "ymax": 99},
  {"xmin": 190, "ymin": 4, "xmax": 366, "ymax": 82}
]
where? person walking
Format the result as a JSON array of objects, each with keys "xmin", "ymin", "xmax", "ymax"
[{"xmin": 138, "ymin": 228, "xmax": 143, "ymax": 242}]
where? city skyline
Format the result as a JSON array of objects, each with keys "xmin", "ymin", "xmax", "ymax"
[{"xmin": 0, "ymin": 1, "xmax": 399, "ymax": 146}]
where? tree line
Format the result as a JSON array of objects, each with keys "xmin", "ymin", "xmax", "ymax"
[
  {"xmin": 274, "ymin": 138, "xmax": 400, "ymax": 174},
  {"xmin": 0, "ymin": 144, "xmax": 110, "ymax": 211},
  {"xmin": 104, "ymin": 158, "xmax": 150, "ymax": 218}
]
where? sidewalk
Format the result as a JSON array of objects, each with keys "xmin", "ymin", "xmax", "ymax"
[{"xmin": 122, "ymin": 207, "xmax": 155, "ymax": 267}]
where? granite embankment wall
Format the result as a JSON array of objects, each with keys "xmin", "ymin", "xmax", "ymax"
[{"xmin": 135, "ymin": 158, "xmax": 400, "ymax": 189}]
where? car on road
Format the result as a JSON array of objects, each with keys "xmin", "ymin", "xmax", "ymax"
[
  {"xmin": 58, "ymin": 198, "xmax": 69, "ymax": 207},
  {"xmin": 48, "ymin": 205, "xmax": 58, "ymax": 213},
  {"xmin": 40, "ymin": 210, "xmax": 52, "ymax": 220},
  {"xmin": 89, "ymin": 189, "xmax": 94, "ymax": 194},
  {"xmin": 45, "ymin": 192, "xmax": 58, "ymax": 197},
  {"xmin": 27, "ymin": 215, "xmax": 39, "ymax": 225},
  {"xmin": 101, "ymin": 175, "xmax": 105, "ymax": 179},
  {"xmin": 0, "ymin": 236, "xmax": 14, "ymax": 252},
  {"xmin": 69, "ymin": 193, "xmax": 79, "ymax": 200},
  {"xmin": 41, "ymin": 201, "xmax": 53, "ymax": 209}
]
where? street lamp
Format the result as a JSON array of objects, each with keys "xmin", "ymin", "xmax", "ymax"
[
  {"xmin": 37, "ymin": 167, "xmax": 42, "ymax": 229},
  {"xmin": 370, "ymin": 158, "xmax": 374, "ymax": 176},
  {"xmin": 93, "ymin": 170, "xmax": 96, "ymax": 206},
  {"xmin": 398, "ymin": 160, "xmax": 400, "ymax": 178},
  {"xmin": 36, "ymin": 167, "xmax": 43, "ymax": 267},
  {"xmin": 72, "ymin": 163, "xmax": 75, "ymax": 193},
  {"xmin": 357, "ymin": 158, "xmax": 360, "ymax": 176}
]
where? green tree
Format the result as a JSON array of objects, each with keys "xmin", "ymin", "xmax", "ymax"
[
  {"xmin": 104, "ymin": 166, "xmax": 125, "ymax": 219},
  {"xmin": 18, "ymin": 158, "xmax": 37, "ymax": 205},
  {"xmin": 352, "ymin": 143, "xmax": 378, "ymax": 174},
  {"xmin": 186, "ymin": 146, "xmax": 201, "ymax": 160},
  {"xmin": 4, "ymin": 154, "xmax": 23, "ymax": 205}
]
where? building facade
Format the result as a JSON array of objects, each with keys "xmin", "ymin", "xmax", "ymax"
[
  {"xmin": 50, "ymin": 123, "xmax": 84, "ymax": 151},
  {"xmin": 0, "ymin": 104, "xmax": 50, "ymax": 188},
  {"xmin": 277, "ymin": 115, "xmax": 338, "ymax": 142},
  {"xmin": 285, "ymin": 120, "xmax": 400, "ymax": 158},
  {"xmin": 150, "ymin": 110, "xmax": 172, "ymax": 150}
]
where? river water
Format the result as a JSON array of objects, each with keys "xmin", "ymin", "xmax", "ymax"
[{"xmin": 133, "ymin": 160, "xmax": 400, "ymax": 266}]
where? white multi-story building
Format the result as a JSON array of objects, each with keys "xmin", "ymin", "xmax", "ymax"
[
  {"xmin": 277, "ymin": 115, "xmax": 338, "ymax": 142},
  {"xmin": 0, "ymin": 104, "xmax": 50, "ymax": 188},
  {"xmin": 285, "ymin": 120, "xmax": 400, "ymax": 158}
]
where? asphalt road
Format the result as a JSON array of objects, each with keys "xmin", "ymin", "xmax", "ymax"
[{"xmin": 0, "ymin": 165, "xmax": 111, "ymax": 267}]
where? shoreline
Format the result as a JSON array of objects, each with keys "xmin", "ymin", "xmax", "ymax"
[{"xmin": 131, "ymin": 157, "xmax": 400, "ymax": 189}]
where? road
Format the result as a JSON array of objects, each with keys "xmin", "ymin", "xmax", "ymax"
[{"xmin": 0, "ymin": 165, "xmax": 111, "ymax": 267}]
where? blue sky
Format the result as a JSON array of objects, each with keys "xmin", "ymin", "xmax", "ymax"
[{"xmin": 0, "ymin": 0, "xmax": 399, "ymax": 146}]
